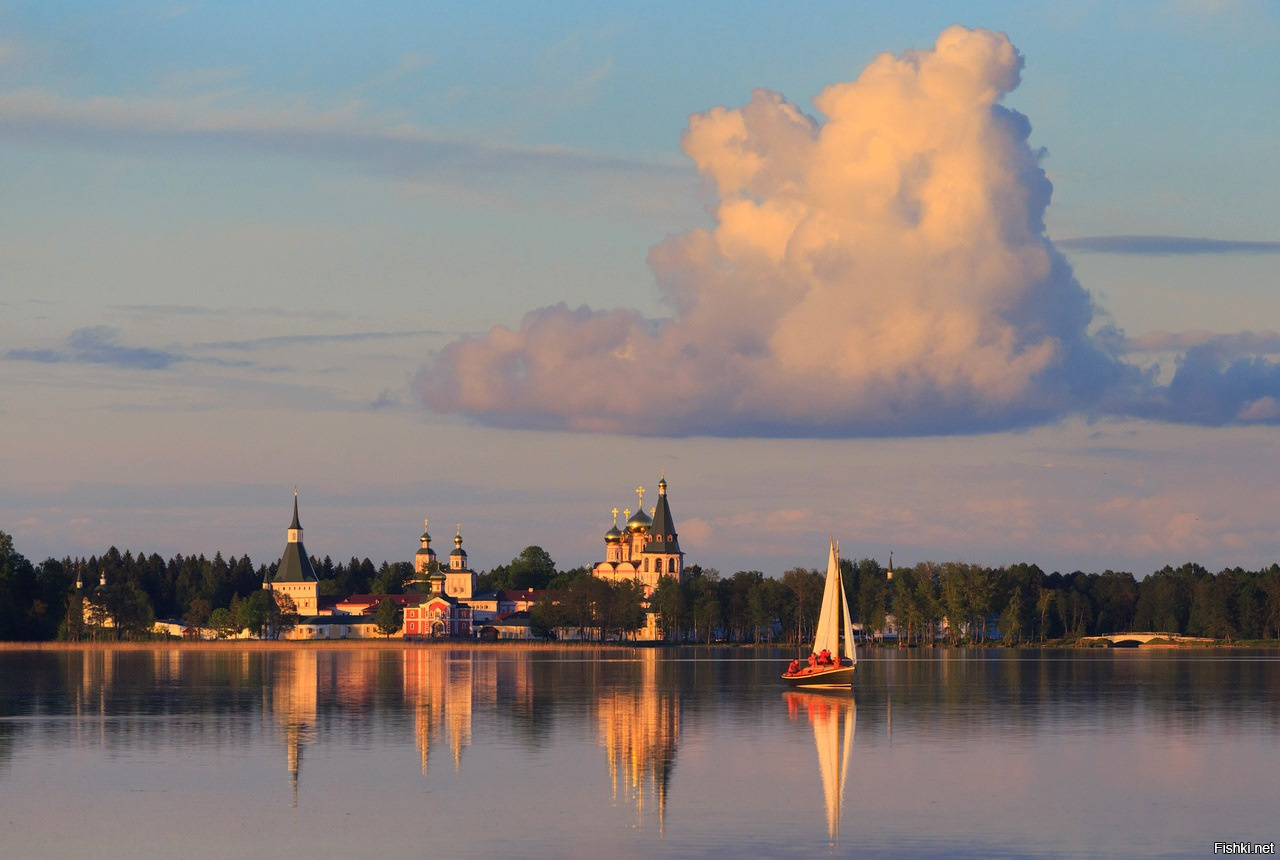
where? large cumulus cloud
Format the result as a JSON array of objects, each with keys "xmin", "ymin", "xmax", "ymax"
[{"xmin": 416, "ymin": 26, "xmax": 1264, "ymax": 437}]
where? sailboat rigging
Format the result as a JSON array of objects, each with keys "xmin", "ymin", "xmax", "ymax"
[{"xmin": 782, "ymin": 539, "xmax": 856, "ymax": 687}]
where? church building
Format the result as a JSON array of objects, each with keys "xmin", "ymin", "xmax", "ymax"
[
  {"xmin": 413, "ymin": 520, "xmax": 476, "ymax": 601},
  {"xmin": 592, "ymin": 473, "xmax": 684, "ymax": 598},
  {"xmin": 264, "ymin": 490, "xmax": 319, "ymax": 616},
  {"xmin": 403, "ymin": 518, "xmax": 477, "ymax": 638}
]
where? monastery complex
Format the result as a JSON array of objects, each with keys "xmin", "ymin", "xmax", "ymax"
[{"xmin": 257, "ymin": 474, "xmax": 685, "ymax": 641}]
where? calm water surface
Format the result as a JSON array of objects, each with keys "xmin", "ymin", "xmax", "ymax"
[{"xmin": 1, "ymin": 646, "xmax": 1276, "ymax": 859}]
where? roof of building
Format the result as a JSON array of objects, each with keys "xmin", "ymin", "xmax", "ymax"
[
  {"xmin": 412, "ymin": 593, "xmax": 460, "ymax": 607},
  {"xmin": 294, "ymin": 616, "xmax": 382, "ymax": 627},
  {"xmin": 644, "ymin": 475, "xmax": 681, "ymax": 556},
  {"xmin": 334, "ymin": 594, "xmax": 417, "ymax": 614},
  {"xmin": 490, "ymin": 610, "xmax": 532, "ymax": 626},
  {"xmin": 273, "ymin": 493, "xmax": 318, "ymax": 583},
  {"xmin": 498, "ymin": 588, "xmax": 548, "ymax": 602}
]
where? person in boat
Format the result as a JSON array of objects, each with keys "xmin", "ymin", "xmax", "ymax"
[
  {"xmin": 819, "ymin": 649, "xmax": 832, "ymax": 666},
  {"xmin": 807, "ymin": 653, "xmax": 817, "ymax": 669},
  {"xmin": 788, "ymin": 659, "xmax": 800, "ymax": 675}
]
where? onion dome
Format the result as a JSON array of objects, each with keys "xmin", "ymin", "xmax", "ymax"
[
  {"xmin": 626, "ymin": 509, "xmax": 652, "ymax": 532},
  {"xmin": 416, "ymin": 518, "xmax": 434, "ymax": 557},
  {"xmin": 450, "ymin": 526, "xmax": 468, "ymax": 560},
  {"xmin": 605, "ymin": 507, "xmax": 623, "ymax": 543},
  {"xmin": 626, "ymin": 484, "xmax": 654, "ymax": 532}
]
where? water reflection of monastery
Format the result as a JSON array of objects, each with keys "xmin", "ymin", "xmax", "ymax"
[
  {"xmin": 596, "ymin": 650, "xmax": 681, "ymax": 831},
  {"xmin": 270, "ymin": 650, "xmax": 317, "ymax": 806},
  {"xmin": 260, "ymin": 647, "xmax": 680, "ymax": 823},
  {"xmin": 403, "ymin": 650, "xmax": 476, "ymax": 775}
]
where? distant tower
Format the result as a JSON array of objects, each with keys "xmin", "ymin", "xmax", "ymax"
[
  {"xmin": 605, "ymin": 508, "xmax": 624, "ymax": 563},
  {"xmin": 887, "ymin": 551, "xmax": 894, "ymax": 581},
  {"xmin": 644, "ymin": 472, "xmax": 683, "ymax": 581},
  {"xmin": 264, "ymin": 489, "xmax": 319, "ymax": 615},
  {"xmin": 412, "ymin": 519, "xmax": 438, "ymax": 592},
  {"xmin": 442, "ymin": 525, "xmax": 475, "ymax": 601}
]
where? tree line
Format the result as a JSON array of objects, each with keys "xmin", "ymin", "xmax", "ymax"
[
  {"xmin": 4, "ymin": 528, "xmax": 1280, "ymax": 642},
  {"xmin": 654, "ymin": 559, "xmax": 1280, "ymax": 645},
  {"xmin": 543, "ymin": 559, "xmax": 1280, "ymax": 645},
  {"xmin": 0, "ymin": 531, "xmax": 419, "ymax": 640}
]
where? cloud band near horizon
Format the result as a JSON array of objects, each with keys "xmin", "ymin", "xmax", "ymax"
[{"xmin": 1057, "ymin": 235, "xmax": 1280, "ymax": 255}]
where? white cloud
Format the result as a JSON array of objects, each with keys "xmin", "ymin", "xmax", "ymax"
[
  {"xmin": 419, "ymin": 26, "xmax": 1134, "ymax": 436},
  {"xmin": 419, "ymin": 25, "xmax": 1280, "ymax": 437}
]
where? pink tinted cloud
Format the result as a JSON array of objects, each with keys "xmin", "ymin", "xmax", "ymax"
[
  {"xmin": 418, "ymin": 26, "xmax": 1130, "ymax": 437},
  {"xmin": 414, "ymin": 26, "xmax": 1280, "ymax": 436}
]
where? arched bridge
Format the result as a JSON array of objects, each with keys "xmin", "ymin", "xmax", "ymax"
[{"xmin": 1079, "ymin": 632, "xmax": 1216, "ymax": 647}]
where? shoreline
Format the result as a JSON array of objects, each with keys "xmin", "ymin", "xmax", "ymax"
[
  {"xmin": 0, "ymin": 639, "xmax": 637, "ymax": 652},
  {"xmin": 2, "ymin": 639, "xmax": 1276, "ymax": 652}
]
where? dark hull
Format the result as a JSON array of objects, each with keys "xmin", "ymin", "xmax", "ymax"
[{"xmin": 781, "ymin": 665, "xmax": 855, "ymax": 688}]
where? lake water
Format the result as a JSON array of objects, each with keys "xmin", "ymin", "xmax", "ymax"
[{"xmin": 1, "ymin": 646, "xmax": 1276, "ymax": 859}]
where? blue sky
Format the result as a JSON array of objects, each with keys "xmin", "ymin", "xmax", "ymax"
[{"xmin": 3, "ymin": 2, "xmax": 1280, "ymax": 578}]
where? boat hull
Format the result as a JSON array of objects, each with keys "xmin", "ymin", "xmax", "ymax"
[{"xmin": 781, "ymin": 665, "xmax": 855, "ymax": 688}]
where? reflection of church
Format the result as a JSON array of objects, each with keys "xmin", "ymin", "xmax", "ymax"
[
  {"xmin": 403, "ymin": 649, "xmax": 473, "ymax": 774},
  {"xmin": 270, "ymin": 650, "xmax": 318, "ymax": 806},
  {"xmin": 399, "ymin": 649, "xmax": 534, "ymax": 777},
  {"xmin": 596, "ymin": 650, "xmax": 680, "ymax": 831}
]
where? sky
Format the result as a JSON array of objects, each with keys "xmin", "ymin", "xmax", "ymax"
[{"xmin": 3, "ymin": 1, "xmax": 1280, "ymax": 579}]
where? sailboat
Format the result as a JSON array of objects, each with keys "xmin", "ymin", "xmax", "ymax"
[
  {"xmin": 782, "ymin": 539, "xmax": 856, "ymax": 687},
  {"xmin": 784, "ymin": 690, "xmax": 856, "ymax": 843}
]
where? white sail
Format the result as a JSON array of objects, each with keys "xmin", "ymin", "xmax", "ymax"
[
  {"xmin": 840, "ymin": 562, "xmax": 857, "ymax": 667},
  {"xmin": 812, "ymin": 539, "xmax": 843, "ymax": 658}
]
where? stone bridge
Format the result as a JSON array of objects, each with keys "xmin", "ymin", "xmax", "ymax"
[{"xmin": 1078, "ymin": 632, "xmax": 1216, "ymax": 647}]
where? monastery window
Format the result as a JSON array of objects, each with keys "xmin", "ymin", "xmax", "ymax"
[{"xmin": 668, "ymin": 558, "xmax": 676, "ymax": 573}]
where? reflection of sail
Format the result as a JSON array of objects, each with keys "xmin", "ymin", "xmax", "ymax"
[
  {"xmin": 785, "ymin": 691, "xmax": 856, "ymax": 843},
  {"xmin": 596, "ymin": 650, "xmax": 679, "ymax": 832},
  {"xmin": 271, "ymin": 650, "xmax": 317, "ymax": 806},
  {"xmin": 403, "ymin": 650, "xmax": 473, "ymax": 776}
]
